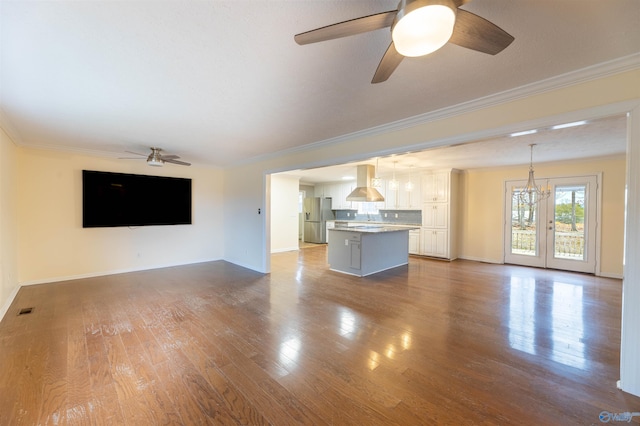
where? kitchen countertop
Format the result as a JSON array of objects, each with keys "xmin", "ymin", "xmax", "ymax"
[{"xmin": 330, "ymin": 223, "xmax": 420, "ymax": 233}]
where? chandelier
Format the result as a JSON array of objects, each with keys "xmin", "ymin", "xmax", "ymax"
[{"xmin": 517, "ymin": 144, "xmax": 551, "ymax": 207}]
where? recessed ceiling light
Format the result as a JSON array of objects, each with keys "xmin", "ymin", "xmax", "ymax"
[
  {"xmin": 551, "ymin": 120, "xmax": 588, "ymax": 130},
  {"xmin": 510, "ymin": 129, "xmax": 538, "ymax": 137}
]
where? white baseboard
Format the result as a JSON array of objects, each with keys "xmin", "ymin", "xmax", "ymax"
[
  {"xmin": 457, "ymin": 255, "xmax": 503, "ymax": 264},
  {"xmin": 0, "ymin": 284, "xmax": 21, "ymax": 323},
  {"xmin": 18, "ymin": 257, "xmax": 222, "ymax": 286},
  {"xmin": 270, "ymin": 247, "xmax": 299, "ymax": 254},
  {"xmin": 458, "ymin": 256, "xmax": 623, "ymax": 279},
  {"xmin": 597, "ymin": 271, "xmax": 624, "ymax": 279}
]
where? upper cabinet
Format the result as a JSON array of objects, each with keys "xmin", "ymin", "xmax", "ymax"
[
  {"xmin": 337, "ymin": 183, "xmax": 355, "ymax": 210},
  {"xmin": 314, "ymin": 182, "xmax": 354, "ymax": 210},
  {"xmin": 398, "ymin": 173, "xmax": 421, "ymax": 209},
  {"xmin": 422, "ymin": 171, "xmax": 449, "ymax": 203},
  {"xmin": 381, "ymin": 172, "xmax": 421, "ymax": 210},
  {"xmin": 312, "ymin": 170, "xmax": 423, "ymax": 211}
]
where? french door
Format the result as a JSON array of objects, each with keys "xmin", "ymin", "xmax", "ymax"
[{"xmin": 504, "ymin": 175, "xmax": 598, "ymax": 273}]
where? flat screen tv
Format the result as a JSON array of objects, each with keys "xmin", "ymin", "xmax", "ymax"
[{"xmin": 82, "ymin": 170, "xmax": 192, "ymax": 228}]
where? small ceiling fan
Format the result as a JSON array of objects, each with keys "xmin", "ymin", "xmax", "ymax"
[
  {"xmin": 120, "ymin": 147, "xmax": 191, "ymax": 167},
  {"xmin": 294, "ymin": 0, "xmax": 514, "ymax": 83}
]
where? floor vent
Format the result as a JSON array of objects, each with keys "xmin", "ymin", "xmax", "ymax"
[{"xmin": 18, "ymin": 307, "xmax": 34, "ymax": 316}]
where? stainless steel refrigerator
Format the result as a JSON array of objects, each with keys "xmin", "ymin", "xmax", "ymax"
[{"xmin": 303, "ymin": 197, "xmax": 334, "ymax": 243}]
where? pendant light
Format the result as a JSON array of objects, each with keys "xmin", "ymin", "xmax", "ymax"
[
  {"xmin": 405, "ymin": 165, "xmax": 414, "ymax": 192},
  {"xmin": 388, "ymin": 161, "xmax": 399, "ymax": 190}
]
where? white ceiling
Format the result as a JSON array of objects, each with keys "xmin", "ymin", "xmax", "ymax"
[{"xmin": 1, "ymin": 1, "xmax": 639, "ymax": 170}]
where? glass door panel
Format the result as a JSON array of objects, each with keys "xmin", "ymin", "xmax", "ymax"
[
  {"xmin": 511, "ymin": 187, "xmax": 538, "ymax": 256},
  {"xmin": 505, "ymin": 175, "xmax": 597, "ymax": 273},
  {"xmin": 546, "ymin": 176, "xmax": 597, "ymax": 273},
  {"xmin": 504, "ymin": 182, "xmax": 545, "ymax": 268},
  {"xmin": 552, "ymin": 185, "xmax": 586, "ymax": 261}
]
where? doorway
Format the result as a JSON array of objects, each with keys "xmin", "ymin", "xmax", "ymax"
[{"xmin": 504, "ymin": 175, "xmax": 599, "ymax": 274}]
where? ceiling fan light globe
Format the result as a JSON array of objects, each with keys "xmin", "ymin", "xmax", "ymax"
[
  {"xmin": 147, "ymin": 158, "xmax": 164, "ymax": 167},
  {"xmin": 392, "ymin": 2, "xmax": 456, "ymax": 57}
]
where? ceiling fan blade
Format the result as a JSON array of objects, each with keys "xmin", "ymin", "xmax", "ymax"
[
  {"xmin": 163, "ymin": 159, "xmax": 191, "ymax": 166},
  {"xmin": 449, "ymin": 9, "xmax": 514, "ymax": 55},
  {"xmin": 124, "ymin": 150, "xmax": 147, "ymax": 156},
  {"xmin": 159, "ymin": 154, "xmax": 180, "ymax": 160},
  {"xmin": 295, "ymin": 10, "xmax": 397, "ymax": 45},
  {"xmin": 371, "ymin": 42, "xmax": 404, "ymax": 84}
]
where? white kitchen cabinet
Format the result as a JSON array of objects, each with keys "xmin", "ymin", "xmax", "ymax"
[
  {"xmin": 421, "ymin": 228, "xmax": 448, "ymax": 258},
  {"xmin": 422, "ymin": 203, "xmax": 448, "ymax": 228},
  {"xmin": 374, "ymin": 182, "xmax": 386, "ymax": 211},
  {"xmin": 314, "ymin": 184, "xmax": 326, "ymax": 198},
  {"xmin": 338, "ymin": 182, "xmax": 355, "ymax": 210},
  {"xmin": 325, "ymin": 183, "xmax": 339, "ymax": 207},
  {"xmin": 418, "ymin": 169, "xmax": 459, "ymax": 259},
  {"xmin": 326, "ymin": 220, "xmax": 335, "ymax": 236},
  {"xmin": 396, "ymin": 174, "xmax": 421, "ymax": 209},
  {"xmin": 384, "ymin": 179, "xmax": 399, "ymax": 209},
  {"xmin": 422, "ymin": 171, "xmax": 449, "ymax": 203},
  {"xmin": 409, "ymin": 229, "xmax": 420, "ymax": 254},
  {"xmin": 314, "ymin": 182, "xmax": 354, "ymax": 209},
  {"xmin": 379, "ymin": 172, "xmax": 421, "ymax": 210}
]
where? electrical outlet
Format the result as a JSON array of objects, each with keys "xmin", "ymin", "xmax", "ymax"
[
  {"xmin": 384, "ymin": 213, "xmax": 388, "ymax": 217},
  {"xmin": 347, "ymin": 212, "xmax": 350, "ymax": 217},
  {"xmin": 345, "ymin": 239, "xmax": 349, "ymax": 246},
  {"xmin": 395, "ymin": 213, "xmax": 398, "ymax": 218}
]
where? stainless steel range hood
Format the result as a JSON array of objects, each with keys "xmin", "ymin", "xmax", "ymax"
[{"xmin": 346, "ymin": 165, "xmax": 384, "ymax": 202}]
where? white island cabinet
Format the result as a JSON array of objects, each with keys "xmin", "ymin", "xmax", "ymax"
[{"xmin": 327, "ymin": 225, "xmax": 418, "ymax": 277}]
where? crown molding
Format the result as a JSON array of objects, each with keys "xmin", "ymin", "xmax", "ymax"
[
  {"xmin": 237, "ymin": 53, "xmax": 640, "ymax": 168},
  {"xmin": 0, "ymin": 108, "xmax": 24, "ymax": 146}
]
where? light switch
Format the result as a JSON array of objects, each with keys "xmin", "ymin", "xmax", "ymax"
[{"xmin": 345, "ymin": 239, "xmax": 349, "ymax": 246}]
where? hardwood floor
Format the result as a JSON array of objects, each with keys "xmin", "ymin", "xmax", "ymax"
[{"xmin": 1, "ymin": 247, "xmax": 639, "ymax": 425}]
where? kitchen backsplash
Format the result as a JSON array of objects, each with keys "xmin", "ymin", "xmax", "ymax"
[{"xmin": 334, "ymin": 209, "xmax": 421, "ymax": 225}]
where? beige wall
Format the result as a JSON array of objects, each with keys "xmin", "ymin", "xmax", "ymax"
[
  {"xmin": 16, "ymin": 147, "xmax": 225, "ymax": 284},
  {"xmin": 459, "ymin": 156, "xmax": 626, "ymax": 276},
  {"xmin": 0, "ymin": 128, "xmax": 19, "ymax": 316}
]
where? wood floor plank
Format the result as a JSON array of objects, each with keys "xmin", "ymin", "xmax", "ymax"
[
  {"xmin": 29, "ymin": 296, "xmax": 69, "ymax": 425},
  {"xmin": 1, "ymin": 248, "xmax": 639, "ymax": 425},
  {"xmin": 65, "ymin": 312, "xmax": 93, "ymax": 425},
  {"xmin": 185, "ymin": 343, "xmax": 271, "ymax": 426}
]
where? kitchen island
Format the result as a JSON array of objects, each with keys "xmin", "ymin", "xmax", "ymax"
[{"xmin": 327, "ymin": 224, "xmax": 419, "ymax": 277}]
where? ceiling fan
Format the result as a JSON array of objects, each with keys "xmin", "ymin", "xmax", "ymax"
[
  {"xmin": 120, "ymin": 147, "xmax": 191, "ymax": 167},
  {"xmin": 294, "ymin": 0, "xmax": 514, "ymax": 83}
]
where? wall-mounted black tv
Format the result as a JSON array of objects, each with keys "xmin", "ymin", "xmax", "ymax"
[{"xmin": 82, "ymin": 170, "xmax": 192, "ymax": 228}]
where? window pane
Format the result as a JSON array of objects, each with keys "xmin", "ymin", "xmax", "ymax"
[
  {"xmin": 511, "ymin": 188, "xmax": 537, "ymax": 256},
  {"xmin": 553, "ymin": 185, "xmax": 586, "ymax": 260}
]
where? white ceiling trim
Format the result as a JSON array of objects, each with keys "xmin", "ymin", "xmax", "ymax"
[
  {"xmin": 241, "ymin": 53, "xmax": 640, "ymax": 168},
  {"xmin": 0, "ymin": 109, "xmax": 23, "ymax": 146}
]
